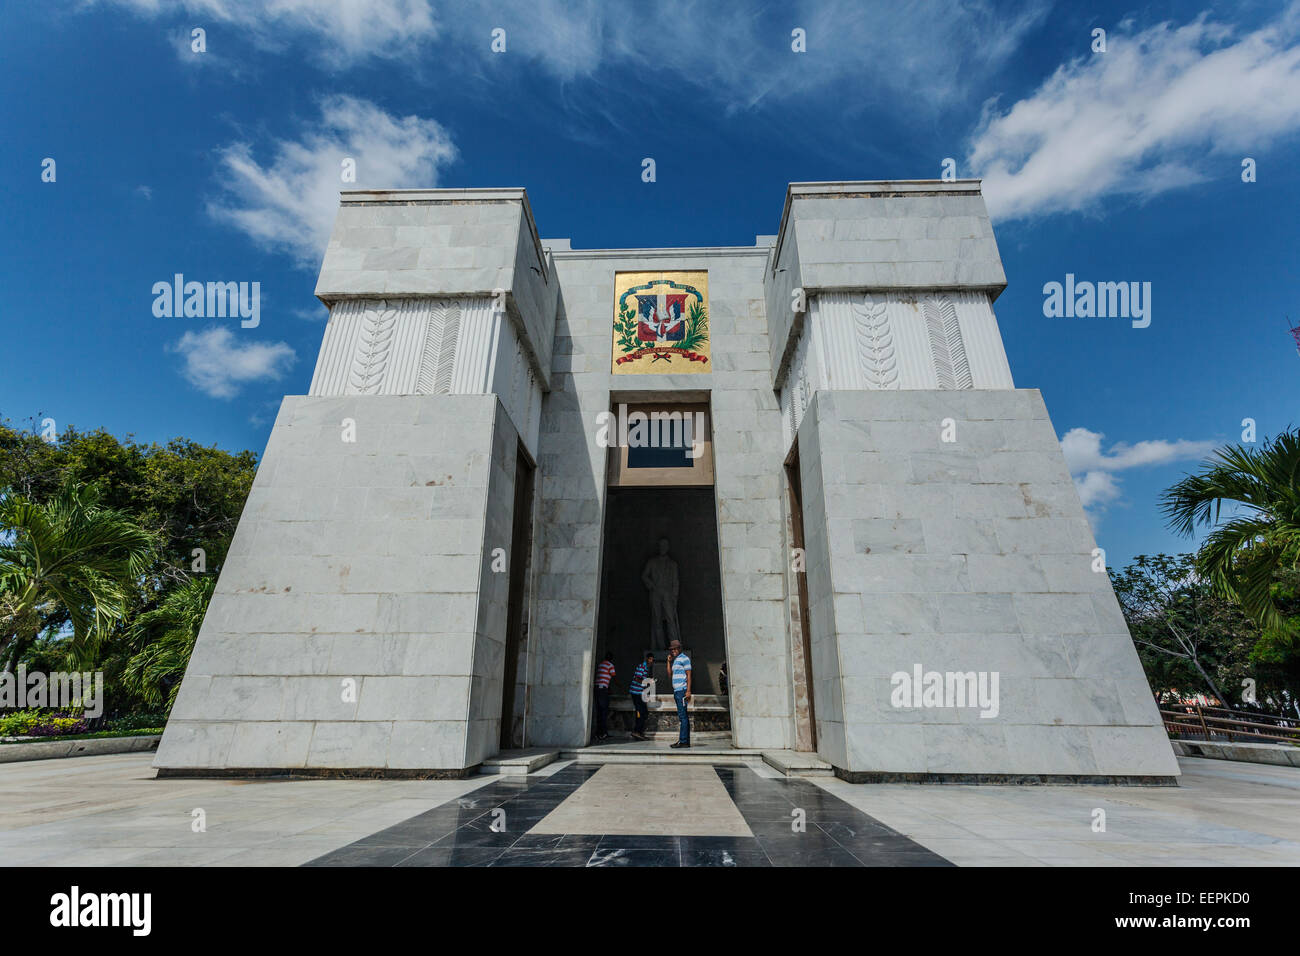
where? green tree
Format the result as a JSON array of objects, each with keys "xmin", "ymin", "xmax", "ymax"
[
  {"xmin": 0, "ymin": 420, "xmax": 257, "ymax": 584},
  {"xmin": 1110, "ymin": 553, "xmax": 1248, "ymax": 705},
  {"xmin": 1112, "ymin": 553, "xmax": 1300, "ymax": 713},
  {"xmin": 0, "ymin": 419, "xmax": 256, "ymax": 714},
  {"xmin": 0, "ymin": 482, "xmax": 156, "ymax": 671},
  {"xmin": 122, "ymin": 575, "xmax": 215, "ymax": 709},
  {"xmin": 1161, "ymin": 430, "xmax": 1300, "ymax": 644}
]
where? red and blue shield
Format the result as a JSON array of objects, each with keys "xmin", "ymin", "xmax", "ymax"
[{"xmin": 636, "ymin": 294, "xmax": 688, "ymax": 342}]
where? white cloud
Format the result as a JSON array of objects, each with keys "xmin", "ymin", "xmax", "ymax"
[
  {"xmin": 293, "ymin": 304, "xmax": 329, "ymax": 322},
  {"xmin": 968, "ymin": 5, "xmax": 1300, "ymax": 220},
  {"xmin": 170, "ymin": 326, "xmax": 296, "ymax": 398},
  {"xmin": 1071, "ymin": 469, "xmax": 1121, "ymax": 509},
  {"xmin": 483, "ymin": 0, "xmax": 1049, "ymax": 108},
  {"xmin": 103, "ymin": 0, "xmax": 439, "ymax": 62},
  {"xmin": 97, "ymin": 0, "xmax": 1047, "ymax": 110},
  {"xmin": 1060, "ymin": 427, "xmax": 1217, "ymax": 513},
  {"xmin": 206, "ymin": 95, "xmax": 457, "ymax": 267}
]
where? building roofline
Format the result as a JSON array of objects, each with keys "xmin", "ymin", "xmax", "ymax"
[
  {"xmin": 771, "ymin": 179, "xmax": 987, "ymax": 277},
  {"xmin": 545, "ymin": 246, "xmax": 772, "ymax": 259},
  {"xmin": 336, "ymin": 187, "xmax": 550, "ymax": 284},
  {"xmin": 333, "ymin": 181, "xmax": 992, "ymax": 269}
]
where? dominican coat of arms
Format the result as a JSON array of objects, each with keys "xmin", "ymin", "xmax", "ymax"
[{"xmin": 611, "ymin": 271, "xmax": 710, "ymax": 373}]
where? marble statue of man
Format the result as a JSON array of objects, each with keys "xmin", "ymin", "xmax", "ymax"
[{"xmin": 641, "ymin": 537, "xmax": 681, "ymax": 650}]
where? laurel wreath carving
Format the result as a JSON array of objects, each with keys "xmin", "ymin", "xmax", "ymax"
[
  {"xmin": 348, "ymin": 300, "xmax": 398, "ymax": 394},
  {"xmin": 792, "ymin": 363, "xmax": 809, "ymax": 434},
  {"xmin": 851, "ymin": 295, "xmax": 899, "ymax": 389},
  {"xmin": 418, "ymin": 299, "xmax": 461, "ymax": 394},
  {"xmin": 921, "ymin": 295, "xmax": 973, "ymax": 390}
]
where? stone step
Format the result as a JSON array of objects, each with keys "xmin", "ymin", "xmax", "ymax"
[
  {"xmin": 479, "ymin": 748, "xmax": 560, "ymax": 775},
  {"xmin": 761, "ymin": 749, "xmax": 835, "ymax": 777},
  {"xmin": 609, "ymin": 694, "xmax": 730, "ymax": 710},
  {"xmin": 598, "ymin": 731, "xmax": 733, "ymax": 742},
  {"xmin": 562, "ymin": 744, "xmax": 765, "ymax": 767},
  {"xmin": 605, "ymin": 702, "xmax": 731, "ymax": 734}
]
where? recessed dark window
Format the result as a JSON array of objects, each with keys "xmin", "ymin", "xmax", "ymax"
[{"xmin": 628, "ymin": 443, "xmax": 694, "ymax": 468}]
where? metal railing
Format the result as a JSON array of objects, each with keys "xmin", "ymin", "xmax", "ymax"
[{"xmin": 1160, "ymin": 702, "xmax": 1300, "ymax": 746}]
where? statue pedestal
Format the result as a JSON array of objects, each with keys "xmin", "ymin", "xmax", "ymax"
[
  {"xmin": 644, "ymin": 649, "xmax": 671, "ymax": 698},
  {"xmin": 608, "ymin": 693, "xmax": 731, "ymax": 734}
]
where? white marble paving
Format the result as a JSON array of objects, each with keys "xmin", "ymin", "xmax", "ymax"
[
  {"xmin": 1, "ymin": 753, "xmax": 1296, "ymax": 866},
  {"xmin": 811, "ymin": 756, "xmax": 1300, "ymax": 865}
]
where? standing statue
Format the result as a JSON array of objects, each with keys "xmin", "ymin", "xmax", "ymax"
[{"xmin": 641, "ymin": 537, "xmax": 681, "ymax": 651}]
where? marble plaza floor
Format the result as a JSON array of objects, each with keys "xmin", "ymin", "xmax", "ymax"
[{"xmin": 0, "ymin": 753, "xmax": 1297, "ymax": 866}]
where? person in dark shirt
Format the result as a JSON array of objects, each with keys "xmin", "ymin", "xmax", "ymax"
[{"xmin": 629, "ymin": 651, "xmax": 654, "ymax": 741}]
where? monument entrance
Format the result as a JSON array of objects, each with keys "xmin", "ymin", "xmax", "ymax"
[
  {"xmin": 500, "ymin": 444, "xmax": 535, "ymax": 750},
  {"xmin": 594, "ymin": 402, "xmax": 730, "ymax": 736}
]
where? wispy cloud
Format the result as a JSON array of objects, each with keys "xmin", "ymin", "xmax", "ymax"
[
  {"xmin": 969, "ymin": 5, "xmax": 1300, "ymax": 220},
  {"xmin": 293, "ymin": 304, "xmax": 329, "ymax": 322},
  {"xmin": 170, "ymin": 326, "xmax": 296, "ymax": 398},
  {"xmin": 1060, "ymin": 427, "xmax": 1217, "ymax": 513},
  {"xmin": 206, "ymin": 94, "xmax": 457, "ymax": 267},
  {"xmin": 103, "ymin": 0, "xmax": 440, "ymax": 63},
  {"xmin": 466, "ymin": 0, "xmax": 1049, "ymax": 109},
  {"xmin": 97, "ymin": 0, "xmax": 1048, "ymax": 111}
]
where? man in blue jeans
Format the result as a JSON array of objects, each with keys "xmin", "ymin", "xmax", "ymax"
[
  {"xmin": 668, "ymin": 639, "xmax": 692, "ymax": 748},
  {"xmin": 629, "ymin": 652, "xmax": 654, "ymax": 741}
]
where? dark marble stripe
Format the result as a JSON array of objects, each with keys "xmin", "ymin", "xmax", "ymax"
[
  {"xmin": 302, "ymin": 765, "xmax": 600, "ymax": 867},
  {"xmin": 713, "ymin": 767, "xmax": 953, "ymax": 867},
  {"xmin": 303, "ymin": 763, "xmax": 952, "ymax": 868}
]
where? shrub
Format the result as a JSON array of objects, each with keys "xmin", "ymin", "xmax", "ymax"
[
  {"xmin": 0, "ymin": 709, "xmax": 46, "ymax": 736},
  {"xmin": 104, "ymin": 713, "xmax": 167, "ymax": 733},
  {"xmin": 26, "ymin": 712, "xmax": 90, "ymax": 736},
  {"xmin": 0, "ymin": 709, "xmax": 95, "ymax": 737}
]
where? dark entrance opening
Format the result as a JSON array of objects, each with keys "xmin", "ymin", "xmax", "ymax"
[
  {"xmin": 500, "ymin": 444, "xmax": 535, "ymax": 751},
  {"xmin": 595, "ymin": 486, "xmax": 726, "ymax": 696}
]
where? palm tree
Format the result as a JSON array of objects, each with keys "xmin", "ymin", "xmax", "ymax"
[
  {"xmin": 122, "ymin": 575, "xmax": 214, "ymax": 709},
  {"xmin": 0, "ymin": 482, "xmax": 156, "ymax": 671},
  {"xmin": 1161, "ymin": 430, "xmax": 1300, "ymax": 643}
]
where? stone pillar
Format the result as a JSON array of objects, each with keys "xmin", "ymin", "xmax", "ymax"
[
  {"xmin": 766, "ymin": 181, "xmax": 1177, "ymax": 781},
  {"xmin": 156, "ymin": 189, "xmax": 555, "ymax": 774}
]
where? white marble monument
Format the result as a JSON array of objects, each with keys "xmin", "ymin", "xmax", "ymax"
[{"xmin": 154, "ymin": 181, "xmax": 1179, "ymax": 783}]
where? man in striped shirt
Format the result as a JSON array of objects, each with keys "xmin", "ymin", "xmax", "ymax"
[
  {"xmin": 593, "ymin": 652, "xmax": 616, "ymax": 741},
  {"xmin": 629, "ymin": 652, "xmax": 654, "ymax": 741},
  {"xmin": 668, "ymin": 640, "xmax": 692, "ymax": 748}
]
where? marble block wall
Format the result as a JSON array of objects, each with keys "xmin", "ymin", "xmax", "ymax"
[
  {"xmin": 154, "ymin": 393, "xmax": 519, "ymax": 773},
  {"xmin": 796, "ymin": 389, "xmax": 1179, "ymax": 779}
]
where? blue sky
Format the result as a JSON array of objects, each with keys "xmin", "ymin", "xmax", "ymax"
[{"xmin": 2, "ymin": 0, "xmax": 1298, "ymax": 569}]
